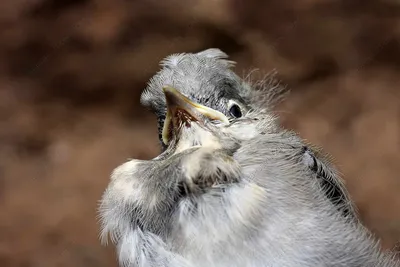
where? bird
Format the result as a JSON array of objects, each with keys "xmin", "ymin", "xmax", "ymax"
[
  {"xmin": 99, "ymin": 85, "xmax": 399, "ymax": 267},
  {"xmin": 140, "ymin": 48, "xmax": 355, "ymax": 220}
]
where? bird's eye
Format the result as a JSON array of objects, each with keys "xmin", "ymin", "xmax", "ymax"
[{"xmin": 228, "ymin": 101, "xmax": 243, "ymax": 118}]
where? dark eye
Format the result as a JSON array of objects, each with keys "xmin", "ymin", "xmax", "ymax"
[{"xmin": 229, "ymin": 103, "xmax": 242, "ymax": 118}]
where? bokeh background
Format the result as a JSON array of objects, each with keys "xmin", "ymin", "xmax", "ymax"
[{"xmin": 1, "ymin": 0, "xmax": 400, "ymax": 266}]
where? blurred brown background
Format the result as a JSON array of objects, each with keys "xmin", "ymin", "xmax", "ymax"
[{"xmin": 0, "ymin": 0, "xmax": 400, "ymax": 266}]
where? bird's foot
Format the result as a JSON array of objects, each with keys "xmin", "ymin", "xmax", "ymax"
[{"xmin": 181, "ymin": 147, "xmax": 241, "ymax": 193}]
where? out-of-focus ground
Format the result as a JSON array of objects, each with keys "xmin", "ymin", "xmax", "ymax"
[{"xmin": 0, "ymin": 0, "xmax": 400, "ymax": 266}]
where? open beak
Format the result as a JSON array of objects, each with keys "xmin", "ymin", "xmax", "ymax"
[{"xmin": 162, "ymin": 85, "xmax": 229, "ymax": 145}]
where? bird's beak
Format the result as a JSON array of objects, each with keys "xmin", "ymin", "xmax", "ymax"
[{"xmin": 162, "ymin": 85, "xmax": 229, "ymax": 145}]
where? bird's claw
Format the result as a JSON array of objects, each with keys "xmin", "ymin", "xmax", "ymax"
[{"xmin": 181, "ymin": 147, "xmax": 241, "ymax": 193}]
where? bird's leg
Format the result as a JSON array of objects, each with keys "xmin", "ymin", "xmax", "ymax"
[
  {"xmin": 114, "ymin": 146, "xmax": 241, "ymax": 215},
  {"xmin": 101, "ymin": 146, "xmax": 242, "ymax": 235}
]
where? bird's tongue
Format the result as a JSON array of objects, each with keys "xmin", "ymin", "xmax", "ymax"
[{"xmin": 161, "ymin": 86, "xmax": 229, "ymax": 146}]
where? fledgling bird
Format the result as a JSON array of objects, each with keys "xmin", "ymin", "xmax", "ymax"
[
  {"xmin": 99, "ymin": 86, "xmax": 399, "ymax": 267},
  {"xmin": 140, "ymin": 48, "xmax": 355, "ymax": 219}
]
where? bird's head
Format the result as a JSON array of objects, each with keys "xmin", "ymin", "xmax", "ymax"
[
  {"xmin": 155, "ymin": 84, "xmax": 277, "ymax": 158},
  {"xmin": 140, "ymin": 48, "xmax": 284, "ymax": 150}
]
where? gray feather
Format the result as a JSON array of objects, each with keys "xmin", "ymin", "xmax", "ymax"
[{"xmin": 99, "ymin": 49, "xmax": 399, "ymax": 267}]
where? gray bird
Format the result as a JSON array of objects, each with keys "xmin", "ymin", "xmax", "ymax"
[
  {"xmin": 140, "ymin": 48, "xmax": 355, "ymax": 219},
  {"xmin": 99, "ymin": 85, "xmax": 399, "ymax": 267}
]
